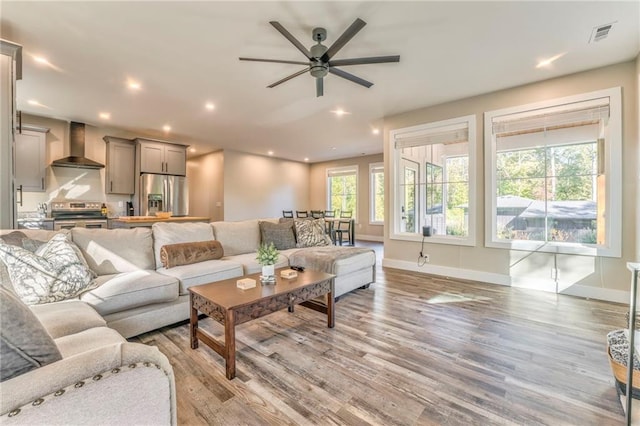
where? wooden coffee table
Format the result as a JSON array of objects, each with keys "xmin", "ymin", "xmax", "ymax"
[{"xmin": 189, "ymin": 268, "xmax": 335, "ymax": 379}]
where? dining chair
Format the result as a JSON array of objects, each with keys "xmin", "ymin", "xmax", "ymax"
[
  {"xmin": 334, "ymin": 218, "xmax": 352, "ymax": 246},
  {"xmin": 340, "ymin": 210, "xmax": 353, "ymax": 218},
  {"xmin": 296, "ymin": 210, "xmax": 309, "ymax": 218},
  {"xmin": 282, "ymin": 210, "xmax": 294, "ymax": 218},
  {"xmin": 310, "ymin": 210, "xmax": 325, "ymax": 219},
  {"xmin": 324, "ymin": 210, "xmax": 335, "ymax": 218}
]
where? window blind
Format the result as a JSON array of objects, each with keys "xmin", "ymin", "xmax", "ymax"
[
  {"xmin": 394, "ymin": 122, "xmax": 469, "ymax": 149},
  {"xmin": 492, "ymin": 97, "xmax": 610, "ymax": 137},
  {"xmin": 327, "ymin": 167, "xmax": 357, "ymax": 178}
]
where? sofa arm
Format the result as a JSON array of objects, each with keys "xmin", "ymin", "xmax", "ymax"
[{"xmin": 1, "ymin": 342, "xmax": 176, "ymax": 425}]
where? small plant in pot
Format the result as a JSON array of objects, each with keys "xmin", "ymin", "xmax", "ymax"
[{"xmin": 256, "ymin": 242, "xmax": 279, "ymax": 282}]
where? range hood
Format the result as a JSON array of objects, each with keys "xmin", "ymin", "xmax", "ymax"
[{"xmin": 51, "ymin": 122, "xmax": 104, "ymax": 169}]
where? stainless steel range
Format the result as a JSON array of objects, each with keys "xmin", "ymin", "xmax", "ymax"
[{"xmin": 50, "ymin": 201, "xmax": 108, "ymax": 230}]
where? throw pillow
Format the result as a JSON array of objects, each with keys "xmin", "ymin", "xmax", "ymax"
[
  {"xmin": 259, "ymin": 220, "xmax": 296, "ymax": 250},
  {"xmin": 294, "ymin": 218, "xmax": 332, "ymax": 248},
  {"xmin": 160, "ymin": 240, "xmax": 224, "ymax": 269},
  {"xmin": 0, "ymin": 231, "xmax": 46, "ymax": 252},
  {"xmin": 0, "ymin": 286, "xmax": 62, "ymax": 381},
  {"xmin": 0, "ymin": 234, "xmax": 97, "ymax": 305}
]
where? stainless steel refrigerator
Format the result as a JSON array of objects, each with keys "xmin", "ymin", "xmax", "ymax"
[{"xmin": 138, "ymin": 173, "xmax": 189, "ymax": 217}]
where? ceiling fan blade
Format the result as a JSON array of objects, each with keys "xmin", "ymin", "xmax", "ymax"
[
  {"xmin": 239, "ymin": 57, "xmax": 309, "ymax": 66},
  {"xmin": 321, "ymin": 18, "xmax": 366, "ymax": 62},
  {"xmin": 316, "ymin": 78, "xmax": 324, "ymax": 97},
  {"xmin": 267, "ymin": 68, "xmax": 309, "ymax": 88},
  {"xmin": 328, "ymin": 67, "xmax": 373, "ymax": 88},
  {"xmin": 269, "ymin": 21, "xmax": 312, "ymax": 59},
  {"xmin": 329, "ymin": 55, "xmax": 400, "ymax": 67}
]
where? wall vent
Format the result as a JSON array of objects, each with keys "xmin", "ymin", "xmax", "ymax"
[{"xmin": 590, "ymin": 22, "xmax": 615, "ymax": 43}]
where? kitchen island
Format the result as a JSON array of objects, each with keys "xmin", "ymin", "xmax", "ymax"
[{"xmin": 109, "ymin": 216, "xmax": 210, "ymax": 229}]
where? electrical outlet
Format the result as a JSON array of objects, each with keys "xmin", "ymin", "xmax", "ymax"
[{"xmin": 423, "ymin": 254, "xmax": 430, "ymax": 263}]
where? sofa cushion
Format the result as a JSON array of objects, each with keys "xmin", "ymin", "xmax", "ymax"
[
  {"xmin": 160, "ymin": 240, "xmax": 224, "ymax": 269},
  {"xmin": 259, "ymin": 220, "xmax": 296, "ymax": 250},
  {"xmin": 30, "ymin": 300, "xmax": 107, "ymax": 339},
  {"xmin": 294, "ymin": 218, "xmax": 332, "ymax": 247},
  {"xmin": 223, "ymin": 252, "xmax": 289, "ymax": 275},
  {"xmin": 0, "ymin": 234, "xmax": 97, "ymax": 305},
  {"xmin": 157, "ymin": 259, "xmax": 243, "ymax": 294},
  {"xmin": 72, "ymin": 227, "xmax": 155, "ymax": 275},
  {"xmin": 211, "ymin": 219, "xmax": 261, "ymax": 256},
  {"xmin": 152, "ymin": 222, "xmax": 214, "ymax": 270},
  {"xmin": 54, "ymin": 326, "xmax": 125, "ymax": 358},
  {"xmin": 80, "ymin": 271, "xmax": 179, "ymax": 316},
  {"xmin": 0, "ymin": 286, "xmax": 62, "ymax": 381}
]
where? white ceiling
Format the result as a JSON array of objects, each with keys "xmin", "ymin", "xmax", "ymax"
[{"xmin": 2, "ymin": 1, "xmax": 638, "ymax": 163}]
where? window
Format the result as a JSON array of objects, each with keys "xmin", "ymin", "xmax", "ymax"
[
  {"xmin": 327, "ymin": 166, "xmax": 357, "ymax": 218},
  {"xmin": 389, "ymin": 115, "xmax": 476, "ymax": 245},
  {"xmin": 484, "ymin": 87, "xmax": 621, "ymax": 257},
  {"xmin": 370, "ymin": 163, "xmax": 384, "ymax": 224}
]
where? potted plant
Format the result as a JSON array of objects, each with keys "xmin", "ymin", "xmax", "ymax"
[{"xmin": 256, "ymin": 242, "xmax": 279, "ymax": 281}]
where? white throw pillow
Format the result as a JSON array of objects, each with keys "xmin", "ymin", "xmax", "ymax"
[{"xmin": 0, "ymin": 234, "xmax": 97, "ymax": 305}]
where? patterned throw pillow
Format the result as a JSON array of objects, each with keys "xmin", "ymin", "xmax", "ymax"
[
  {"xmin": 294, "ymin": 218, "xmax": 332, "ymax": 248},
  {"xmin": 0, "ymin": 234, "xmax": 97, "ymax": 305},
  {"xmin": 259, "ymin": 221, "xmax": 297, "ymax": 250}
]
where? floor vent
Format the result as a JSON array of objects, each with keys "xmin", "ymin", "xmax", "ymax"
[{"xmin": 590, "ymin": 23, "xmax": 614, "ymax": 43}]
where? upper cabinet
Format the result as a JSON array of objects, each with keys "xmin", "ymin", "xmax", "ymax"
[
  {"xmin": 136, "ymin": 138, "xmax": 186, "ymax": 176},
  {"xmin": 104, "ymin": 136, "xmax": 135, "ymax": 194},
  {"xmin": 15, "ymin": 126, "xmax": 49, "ymax": 192}
]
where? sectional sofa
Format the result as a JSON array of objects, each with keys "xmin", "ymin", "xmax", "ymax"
[{"xmin": 0, "ymin": 218, "xmax": 376, "ymax": 424}]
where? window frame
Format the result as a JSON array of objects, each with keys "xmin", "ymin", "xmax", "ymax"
[
  {"xmin": 484, "ymin": 87, "xmax": 622, "ymax": 257},
  {"xmin": 326, "ymin": 165, "xmax": 358, "ymax": 219},
  {"xmin": 369, "ymin": 162, "xmax": 384, "ymax": 225},
  {"xmin": 388, "ymin": 114, "xmax": 477, "ymax": 246}
]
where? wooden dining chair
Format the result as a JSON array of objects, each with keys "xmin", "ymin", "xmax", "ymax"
[
  {"xmin": 324, "ymin": 210, "xmax": 335, "ymax": 218},
  {"xmin": 310, "ymin": 210, "xmax": 325, "ymax": 219},
  {"xmin": 282, "ymin": 210, "xmax": 294, "ymax": 218},
  {"xmin": 296, "ymin": 210, "xmax": 309, "ymax": 218},
  {"xmin": 334, "ymin": 218, "xmax": 352, "ymax": 245}
]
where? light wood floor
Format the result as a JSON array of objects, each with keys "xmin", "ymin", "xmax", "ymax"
[{"xmin": 134, "ymin": 243, "xmax": 628, "ymax": 425}]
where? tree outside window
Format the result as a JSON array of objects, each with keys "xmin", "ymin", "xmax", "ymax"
[{"xmin": 327, "ymin": 167, "xmax": 357, "ymax": 218}]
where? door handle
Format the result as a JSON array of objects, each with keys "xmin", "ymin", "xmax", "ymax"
[
  {"xmin": 110, "ymin": 181, "xmax": 113, "ymax": 192},
  {"xmin": 41, "ymin": 177, "xmax": 44, "ymax": 190},
  {"xmin": 17, "ymin": 185, "xmax": 23, "ymax": 206}
]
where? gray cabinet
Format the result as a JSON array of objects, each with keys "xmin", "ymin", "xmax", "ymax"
[
  {"xmin": 104, "ymin": 136, "xmax": 135, "ymax": 194},
  {"xmin": 136, "ymin": 139, "xmax": 186, "ymax": 176},
  {"xmin": 15, "ymin": 126, "xmax": 48, "ymax": 192},
  {"xmin": 1, "ymin": 40, "xmax": 21, "ymax": 229}
]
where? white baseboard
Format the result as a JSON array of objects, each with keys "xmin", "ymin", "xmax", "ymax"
[
  {"xmin": 356, "ymin": 234, "xmax": 384, "ymax": 242},
  {"xmin": 382, "ymin": 257, "xmax": 629, "ymax": 304}
]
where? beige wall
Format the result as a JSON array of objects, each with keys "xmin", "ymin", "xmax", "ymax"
[
  {"xmin": 309, "ymin": 154, "xmax": 384, "ymax": 241},
  {"xmin": 222, "ymin": 150, "xmax": 309, "ymax": 221},
  {"xmin": 636, "ymin": 54, "xmax": 640, "ymax": 262},
  {"xmin": 383, "ymin": 60, "xmax": 639, "ymax": 303},
  {"xmin": 187, "ymin": 150, "xmax": 224, "ymax": 222}
]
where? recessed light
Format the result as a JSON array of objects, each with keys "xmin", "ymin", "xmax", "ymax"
[
  {"xmin": 331, "ymin": 147, "xmax": 336, "ymax": 150},
  {"xmin": 372, "ymin": 128, "xmax": 380, "ymax": 135},
  {"xmin": 330, "ymin": 109, "xmax": 350, "ymax": 116},
  {"xmin": 162, "ymin": 125, "xmax": 171, "ymax": 132},
  {"xmin": 304, "ymin": 157, "xmax": 309, "ymax": 162},
  {"xmin": 536, "ymin": 53, "xmax": 565, "ymax": 68},
  {"xmin": 189, "ymin": 147, "xmax": 196, "ymax": 153},
  {"xmin": 267, "ymin": 151, "xmax": 274, "ymax": 156},
  {"xmin": 99, "ymin": 112, "xmax": 111, "ymax": 120},
  {"xmin": 205, "ymin": 102, "xmax": 215, "ymax": 111},
  {"xmin": 127, "ymin": 80, "xmax": 141, "ymax": 90}
]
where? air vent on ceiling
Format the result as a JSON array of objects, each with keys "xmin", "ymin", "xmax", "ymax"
[{"xmin": 590, "ymin": 22, "xmax": 615, "ymax": 43}]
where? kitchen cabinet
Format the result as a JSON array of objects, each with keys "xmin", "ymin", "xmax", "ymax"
[
  {"xmin": 1, "ymin": 40, "xmax": 21, "ymax": 229},
  {"xmin": 104, "ymin": 136, "xmax": 135, "ymax": 194},
  {"xmin": 136, "ymin": 138, "xmax": 187, "ymax": 176},
  {"xmin": 15, "ymin": 126, "xmax": 48, "ymax": 192}
]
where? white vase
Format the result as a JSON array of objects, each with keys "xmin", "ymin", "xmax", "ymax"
[{"xmin": 261, "ymin": 264, "xmax": 275, "ymax": 278}]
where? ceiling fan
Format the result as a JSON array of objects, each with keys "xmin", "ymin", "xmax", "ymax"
[{"xmin": 239, "ymin": 18, "xmax": 400, "ymax": 97}]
